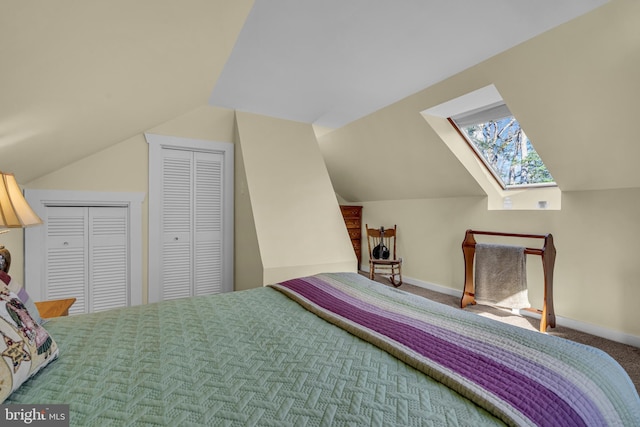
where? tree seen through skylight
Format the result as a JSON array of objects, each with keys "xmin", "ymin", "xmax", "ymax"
[{"xmin": 458, "ymin": 116, "xmax": 554, "ymax": 187}]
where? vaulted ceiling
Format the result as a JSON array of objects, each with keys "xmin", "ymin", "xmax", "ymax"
[
  {"xmin": 0, "ymin": 0, "xmax": 253, "ymax": 183},
  {"xmin": 209, "ymin": 0, "xmax": 607, "ymax": 129},
  {"xmin": 0, "ymin": 0, "xmax": 610, "ymax": 186}
]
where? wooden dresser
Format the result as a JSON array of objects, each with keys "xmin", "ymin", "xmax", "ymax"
[{"xmin": 340, "ymin": 205, "xmax": 362, "ymax": 270}]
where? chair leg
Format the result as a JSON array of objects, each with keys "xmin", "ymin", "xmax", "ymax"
[
  {"xmin": 369, "ymin": 261, "xmax": 374, "ymax": 280},
  {"xmin": 389, "ymin": 265, "xmax": 402, "ymax": 288},
  {"xmin": 389, "ymin": 264, "xmax": 402, "ymax": 287}
]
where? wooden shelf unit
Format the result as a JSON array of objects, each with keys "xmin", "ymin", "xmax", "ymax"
[{"xmin": 340, "ymin": 205, "xmax": 362, "ymax": 270}]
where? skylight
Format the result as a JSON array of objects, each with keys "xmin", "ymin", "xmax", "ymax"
[{"xmin": 450, "ymin": 103, "xmax": 555, "ymax": 189}]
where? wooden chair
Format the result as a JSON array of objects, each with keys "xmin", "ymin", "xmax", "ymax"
[{"xmin": 365, "ymin": 224, "xmax": 402, "ymax": 287}]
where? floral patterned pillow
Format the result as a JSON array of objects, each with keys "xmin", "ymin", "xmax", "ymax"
[
  {"xmin": 0, "ymin": 281, "xmax": 58, "ymax": 402},
  {"xmin": 0, "ymin": 271, "xmax": 43, "ymax": 325}
]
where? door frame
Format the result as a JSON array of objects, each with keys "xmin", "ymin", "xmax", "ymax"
[
  {"xmin": 145, "ymin": 133, "xmax": 234, "ymax": 303},
  {"xmin": 23, "ymin": 189, "xmax": 144, "ymax": 305}
]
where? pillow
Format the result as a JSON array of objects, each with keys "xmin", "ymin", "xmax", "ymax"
[
  {"xmin": 0, "ymin": 271, "xmax": 43, "ymax": 325},
  {"xmin": 0, "ymin": 281, "xmax": 58, "ymax": 403}
]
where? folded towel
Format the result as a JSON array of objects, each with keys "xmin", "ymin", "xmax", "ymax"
[{"xmin": 475, "ymin": 243, "xmax": 530, "ymax": 309}]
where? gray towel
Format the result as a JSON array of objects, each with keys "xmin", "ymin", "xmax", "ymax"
[{"xmin": 475, "ymin": 243, "xmax": 530, "ymax": 309}]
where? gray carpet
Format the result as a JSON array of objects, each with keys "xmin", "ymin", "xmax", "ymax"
[{"xmin": 367, "ymin": 273, "xmax": 640, "ymax": 393}]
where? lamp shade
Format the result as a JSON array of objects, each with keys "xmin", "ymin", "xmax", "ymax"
[{"xmin": 0, "ymin": 172, "xmax": 42, "ymax": 228}]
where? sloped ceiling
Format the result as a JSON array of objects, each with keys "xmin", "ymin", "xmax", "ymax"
[
  {"xmin": 0, "ymin": 0, "xmax": 253, "ymax": 183},
  {"xmin": 210, "ymin": 0, "xmax": 607, "ymax": 128},
  {"xmin": 1, "ymin": 0, "xmax": 612, "ymax": 192},
  {"xmin": 319, "ymin": 0, "xmax": 640, "ymax": 200}
]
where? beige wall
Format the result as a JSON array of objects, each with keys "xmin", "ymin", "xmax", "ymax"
[
  {"xmin": 358, "ymin": 188, "xmax": 640, "ymax": 338},
  {"xmin": 319, "ymin": 0, "xmax": 640, "ymax": 342},
  {"xmin": 22, "ymin": 106, "xmax": 236, "ymax": 302},
  {"xmin": 235, "ymin": 111, "xmax": 356, "ymax": 285},
  {"xmin": 15, "ymin": 132, "xmax": 149, "ymax": 289},
  {"xmin": 10, "ymin": 0, "xmax": 637, "ymax": 343},
  {"xmin": 321, "ymin": 0, "xmax": 640, "ymax": 201},
  {"xmin": 19, "ymin": 105, "xmax": 356, "ymax": 298},
  {"xmin": 233, "ymin": 118, "xmax": 263, "ymax": 291}
]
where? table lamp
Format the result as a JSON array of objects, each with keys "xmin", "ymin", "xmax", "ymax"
[{"xmin": 0, "ymin": 172, "xmax": 43, "ymax": 272}]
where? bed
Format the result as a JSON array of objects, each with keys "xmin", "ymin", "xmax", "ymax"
[{"xmin": 2, "ymin": 272, "xmax": 639, "ymax": 426}]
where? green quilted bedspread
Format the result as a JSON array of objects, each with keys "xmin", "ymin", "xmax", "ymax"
[{"xmin": 6, "ymin": 284, "xmax": 504, "ymax": 426}]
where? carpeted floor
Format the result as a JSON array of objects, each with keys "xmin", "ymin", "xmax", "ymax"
[{"xmin": 367, "ymin": 273, "xmax": 640, "ymax": 393}]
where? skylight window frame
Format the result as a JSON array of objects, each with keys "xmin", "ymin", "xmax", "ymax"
[{"xmin": 448, "ymin": 104, "xmax": 556, "ymax": 191}]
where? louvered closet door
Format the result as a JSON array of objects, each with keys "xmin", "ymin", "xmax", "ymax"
[
  {"xmin": 89, "ymin": 207, "xmax": 128, "ymax": 312},
  {"xmin": 161, "ymin": 149, "xmax": 194, "ymax": 300},
  {"xmin": 46, "ymin": 207, "xmax": 88, "ymax": 314},
  {"xmin": 45, "ymin": 206, "xmax": 128, "ymax": 314},
  {"xmin": 194, "ymin": 151, "xmax": 224, "ymax": 295},
  {"xmin": 160, "ymin": 148, "xmax": 224, "ymax": 299}
]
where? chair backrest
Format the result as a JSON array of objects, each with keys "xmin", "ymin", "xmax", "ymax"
[{"xmin": 365, "ymin": 224, "xmax": 398, "ymax": 260}]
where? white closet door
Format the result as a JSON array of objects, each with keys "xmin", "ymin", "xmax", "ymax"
[
  {"xmin": 44, "ymin": 205, "xmax": 129, "ymax": 314},
  {"xmin": 160, "ymin": 148, "xmax": 193, "ymax": 300},
  {"xmin": 24, "ymin": 189, "xmax": 143, "ymax": 308},
  {"xmin": 146, "ymin": 134, "xmax": 234, "ymax": 303},
  {"xmin": 46, "ymin": 207, "xmax": 88, "ymax": 314},
  {"xmin": 194, "ymin": 152, "xmax": 224, "ymax": 295},
  {"xmin": 90, "ymin": 207, "xmax": 128, "ymax": 312}
]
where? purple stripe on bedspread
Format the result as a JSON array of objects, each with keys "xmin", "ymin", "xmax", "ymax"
[
  {"xmin": 278, "ymin": 277, "xmax": 591, "ymax": 427},
  {"xmin": 298, "ymin": 277, "xmax": 604, "ymax": 426},
  {"xmin": 299, "ymin": 276, "xmax": 604, "ymax": 425}
]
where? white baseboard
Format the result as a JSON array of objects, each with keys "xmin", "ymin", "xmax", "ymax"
[
  {"xmin": 364, "ymin": 269, "xmax": 640, "ymax": 348},
  {"xmin": 361, "ymin": 267, "xmax": 460, "ymax": 298},
  {"xmin": 548, "ymin": 315, "xmax": 640, "ymax": 348},
  {"xmin": 401, "ymin": 275, "xmax": 461, "ymax": 298}
]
